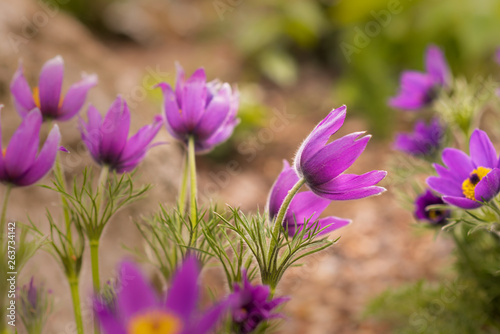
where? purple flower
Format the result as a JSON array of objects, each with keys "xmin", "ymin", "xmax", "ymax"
[
  {"xmin": 10, "ymin": 56, "xmax": 97, "ymax": 121},
  {"xmin": 268, "ymin": 160, "xmax": 351, "ymax": 237},
  {"xmin": 0, "ymin": 107, "xmax": 61, "ymax": 187},
  {"xmin": 156, "ymin": 64, "xmax": 239, "ymax": 153},
  {"xmin": 293, "ymin": 105, "xmax": 387, "ymax": 201},
  {"xmin": 389, "ymin": 45, "xmax": 451, "ymax": 111},
  {"xmin": 229, "ymin": 271, "xmax": 288, "ymax": 334},
  {"xmin": 19, "ymin": 277, "xmax": 52, "ymax": 334},
  {"xmin": 95, "ymin": 257, "xmax": 229, "ymax": 334},
  {"xmin": 394, "ymin": 118, "xmax": 444, "ymax": 157},
  {"xmin": 427, "ymin": 129, "xmax": 500, "ymax": 209},
  {"xmin": 79, "ymin": 96, "xmax": 162, "ymax": 173},
  {"xmin": 414, "ymin": 189, "xmax": 450, "ymax": 225}
]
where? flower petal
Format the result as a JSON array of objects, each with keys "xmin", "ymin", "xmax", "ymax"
[
  {"xmin": 157, "ymin": 82, "xmax": 186, "ymax": 140},
  {"xmin": 426, "ymin": 176, "xmax": 464, "ymax": 197},
  {"xmin": 100, "ymin": 97, "xmax": 130, "ymax": 163},
  {"xmin": 442, "ymin": 196, "xmax": 481, "ymax": 209},
  {"xmin": 57, "ymin": 74, "xmax": 98, "ymax": 121},
  {"xmin": 165, "ymin": 256, "xmax": 199, "ymax": 323},
  {"xmin": 425, "ymin": 45, "xmax": 451, "ymax": 86},
  {"xmin": 267, "ymin": 160, "xmax": 300, "ymax": 219},
  {"xmin": 314, "ymin": 216, "xmax": 351, "ymax": 235},
  {"xmin": 94, "ymin": 299, "xmax": 126, "ymax": 334},
  {"xmin": 441, "ymin": 148, "xmax": 475, "ymax": 180},
  {"xmin": 192, "ymin": 301, "xmax": 230, "ymax": 334},
  {"xmin": 286, "ymin": 191, "xmax": 330, "ymax": 225},
  {"xmin": 182, "ymin": 68, "xmax": 207, "ymax": 130},
  {"xmin": 80, "ymin": 105, "xmax": 103, "ymax": 162},
  {"xmin": 10, "ymin": 62, "xmax": 36, "ymax": 117},
  {"xmin": 474, "ymin": 168, "xmax": 500, "ymax": 202},
  {"xmin": 469, "ymin": 129, "xmax": 498, "ymax": 169},
  {"xmin": 38, "ymin": 56, "xmax": 64, "ymax": 117},
  {"xmin": 196, "ymin": 118, "xmax": 239, "ymax": 153},
  {"xmin": 194, "ymin": 83, "xmax": 232, "ymax": 140},
  {"xmin": 313, "ymin": 185, "xmax": 386, "ymax": 200}
]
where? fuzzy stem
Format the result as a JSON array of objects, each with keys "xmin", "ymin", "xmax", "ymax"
[
  {"xmin": 89, "ymin": 239, "xmax": 101, "ymax": 334},
  {"xmin": 1, "ymin": 185, "xmax": 12, "ymax": 243},
  {"xmin": 54, "ymin": 154, "xmax": 73, "ymax": 247},
  {"xmin": 178, "ymin": 153, "xmax": 189, "ymax": 215},
  {"xmin": 69, "ymin": 276, "xmax": 84, "ymax": 334},
  {"xmin": 188, "ymin": 136, "xmax": 197, "ymax": 227},
  {"xmin": 96, "ymin": 165, "xmax": 110, "ymax": 216}
]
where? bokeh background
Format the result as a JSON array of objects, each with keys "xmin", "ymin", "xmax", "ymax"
[{"xmin": 1, "ymin": 0, "xmax": 500, "ymax": 333}]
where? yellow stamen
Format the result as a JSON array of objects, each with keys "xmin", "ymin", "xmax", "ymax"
[
  {"xmin": 2, "ymin": 148, "xmax": 6, "ymax": 158},
  {"xmin": 462, "ymin": 167, "xmax": 491, "ymax": 200},
  {"xmin": 178, "ymin": 109, "xmax": 182, "ymax": 114},
  {"xmin": 32, "ymin": 87, "xmax": 64, "ymax": 109},
  {"xmin": 128, "ymin": 311, "xmax": 182, "ymax": 334}
]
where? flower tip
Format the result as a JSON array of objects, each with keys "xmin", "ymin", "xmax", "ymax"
[
  {"xmin": 154, "ymin": 82, "xmax": 169, "ymax": 90},
  {"xmin": 59, "ymin": 146, "xmax": 69, "ymax": 153}
]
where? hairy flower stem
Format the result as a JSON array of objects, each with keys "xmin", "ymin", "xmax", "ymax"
[
  {"xmin": 188, "ymin": 136, "xmax": 198, "ymax": 228},
  {"xmin": 54, "ymin": 154, "xmax": 73, "ymax": 247},
  {"xmin": 96, "ymin": 165, "xmax": 110, "ymax": 216},
  {"xmin": 69, "ymin": 276, "xmax": 84, "ymax": 334},
  {"xmin": 178, "ymin": 154, "xmax": 189, "ymax": 215},
  {"xmin": 90, "ymin": 239, "xmax": 101, "ymax": 334},
  {"xmin": 0, "ymin": 185, "xmax": 12, "ymax": 244}
]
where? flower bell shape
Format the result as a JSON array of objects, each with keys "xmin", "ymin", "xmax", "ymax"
[
  {"xmin": 0, "ymin": 107, "xmax": 61, "ymax": 187},
  {"xmin": 79, "ymin": 96, "xmax": 162, "ymax": 173},
  {"xmin": 427, "ymin": 129, "xmax": 500, "ymax": 209},
  {"xmin": 156, "ymin": 64, "xmax": 239, "ymax": 153},
  {"xmin": 95, "ymin": 257, "xmax": 229, "ymax": 334},
  {"xmin": 414, "ymin": 189, "xmax": 450, "ymax": 225},
  {"xmin": 389, "ymin": 45, "xmax": 451, "ymax": 111},
  {"xmin": 394, "ymin": 118, "xmax": 444, "ymax": 157},
  {"xmin": 293, "ymin": 105, "xmax": 386, "ymax": 201},
  {"xmin": 10, "ymin": 56, "xmax": 97, "ymax": 121},
  {"xmin": 229, "ymin": 270, "xmax": 288, "ymax": 334},
  {"xmin": 268, "ymin": 161, "xmax": 351, "ymax": 236}
]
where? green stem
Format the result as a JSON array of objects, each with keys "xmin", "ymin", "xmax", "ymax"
[
  {"xmin": 178, "ymin": 153, "xmax": 189, "ymax": 215},
  {"xmin": 90, "ymin": 240, "xmax": 101, "ymax": 292},
  {"xmin": 54, "ymin": 153, "xmax": 73, "ymax": 246},
  {"xmin": 69, "ymin": 276, "xmax": 84, "ymax": 334},
  {"xmin": 96, "ymin": 165, "xmax": 110, "ymax": 216},
  {"xmin": 188, "ymin": 136, "xmax": 197, "ymax": 227},
  {"xmin": 1, "ymin": 185, "xmax": 12, "ymax": 244}
]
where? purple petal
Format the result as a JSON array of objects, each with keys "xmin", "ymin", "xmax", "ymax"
[
  {"xmin": 433, "ymin": 163, "xmax": 463, "ymax": 183},
  {"xmin": 285, "ymin": 191, "xmax": 330, "ymax": 227},
  {"xmin": 10, "ymin": 62, "xmax": 36, "ymax": 117},
  {"xmin": 312, "ymin": 185, "xmax": 386, "ymax": 200},
  {"xmin": 58, "ymin": 74, "xmax": 98, "ymax": 121},
  {"xmin": 441, "ymin": 148, "xmax": 475, "ymax": 180},
  {"xmin": 442, "ymin": 196, "xmax": 481, "ymax": 209},
  {"xmin": 294, "ymin": 106, "xmax": 346, "ymax": 173},
  {"xmin": 314, "ymin": 216, "xmax": 351, "ymax": 235},
  {"xmin": 194, "ymin": 83, "xmax": 232, "ymax": 140},
  {"xmin": 196, "ymin": 118, "xmax": 239, "ymax": 153},
  {"xmin": 15, "ymin": 124, "xmax": 61, "ymax": 186},
  {"xmin": 0, "ymin": 106, "xmax": 4, "ymax": 179},
  {"xmin": 314, "ymin": 170, "xmax": 387, "ymax": 192},
  {"xmin": 157, "ymin": 82, "xmax": 186, "ymax": 140},
  {"xmin": 191, "ymin": 301, "xmax": 230, "ymax": 334},
  {"xmin": 267, "ymin": 160, "xmax": 300, "ymax": 219},
  {"xmin": 175, "ymin": 63, "xmax": 186, "ymax": 107},
  {"xmin": 165, "ymin": 256, "xmax": 200, "ymax": 323},
  {"xmin": 94, "ymin": 300, "xmax": 126, "ymax": 334},
  {"xmin": 426, "ymin": 176, "xmax": 464, "ymax": 197},
  {"xmin": 38, "ymin": 56, "xmax": 64, "ymax": 116},
  {"xmin": 469, "ymin": 129, "xmax": 498, "ymax": 169},
  {"xmin": 474, "ymin": 168, "xmax": 500, "ymax": 202},
  {"xmin": 80, "ymin": 105, "xmax": 103, "ymax": 162},
  {"xmin": 100, "ymin": 97, "xmax": 130, "ymax": 162},
  {"xmin": 425, "ymin": 45, "xmax": 451, "ymax": 86},
  {"xmin": 388, "ymin": 71, "xmax": 434, "ymax": 110},
  {"xmin": 116, "ymin": 261, "xmax": 158, "ymax": 319},
  {"xmin": 182, "ymin": 68, "xmax": 207, "ymax": 130},
  {"xmin": 4, "ymin": 109, "xmax": 42, "ymax": 179}
]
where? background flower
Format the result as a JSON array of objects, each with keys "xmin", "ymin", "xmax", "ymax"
[
  {"xmin": 414, "ymin": 189, "xmax": 450, "ymax": 225},
  {"xmin": 394, "ymin": 118, "xmax": 444, "ymax": 157}
]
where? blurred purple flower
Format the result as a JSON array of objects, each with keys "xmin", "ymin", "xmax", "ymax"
[
  {"xmin": 0, "ymin": 107, "xmax": 60, "ymax": 187},
  {"xmin": 10, "ymin": 56, "xmax": 97, "ymax": 121},
  {"xmin": 268, "ymin": 160, "xmax": 350, "ymax": 237},
  {"xmin": 79, "ymin": 96, "xmax": 162, "ymax": 173},
  {"xmin": 95, "ymin": 257, "xmax": 229, "ymax": 334},
  {"xmin": 229, "ymin": 270, "xmax": 288, "ymax": 334},
  {"xmin": 293, "ymin": 105, "xmax": 387, "ymax": 201},
  {"xmin": 427, "ymin": 129, "xmax": 500, "ymax": 209},
  {"xmin": 19, "ymin": 277, "xmax": 52, "ymax": 334},
  {"xmin": 394, "ymin": 118, "xmax": 444, "ymax": 157},
  {"xmin": 414, "ymin": 189, "xmax": 450, "ymax": 225},
  {"xmin": 389, "ymin": 45, "xmax": 451, "ymax": 111},
  {"xmin": 156, "ymin": 63, "xmax": 239, "ymax": 153}
]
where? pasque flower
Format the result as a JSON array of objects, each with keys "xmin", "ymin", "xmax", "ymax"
[
  {"xmin": 229, "ymin": 270, "xmax": 288, "ymax": 334},
  {"xmin": 79, "ymin": 96, "xmax": 162, "ymax": 173},
  {"xmin": 293, "ymin": 105, "xmax": 387, "ymax": 201},
  {"xmin": 0, "ymin": 107, "xmax": 61, "ymax": 187},
  {"xmin": 414, "ymin": 189, "xmax": 450, "ymax": 225},
  {"xmin": 19, "ymin": 277, "xmax": 52, "ymax": 334},
  {"xmin": 95, "ymin": 257, "xmax": 228, "ymax": 334},
  {"xmin": 268, "ymin": 161, "xmax": 351, "ymax": 236},
  {"xmin": 394, "ymin": 118, "xmax": 444, "ymax": 157},
  {"xmin": 10, "ymin": 56, "xmax": 97, "ymax": 121},
  {"xmin": 389, "ymin": 45, "xmax": 451, "ymax": 110},
  {"xmin": 427, "ymin": 129, "xmax": 500, "ymax": 209},
  {"xmin": 156, "ymin": 63, "xmax": 239, "ymax": 153}
]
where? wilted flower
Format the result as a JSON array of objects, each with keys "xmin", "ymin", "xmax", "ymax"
[
  {"xmin": 156, "ymin": 63, "xmax": 239, "ymax": 153},
  {"xmin": 95, "ymin": 257, "xmax": 229, "ymax": 334},
  {"xmin": 389, "ymin": 45, "xmax": 451, "ymax": 110},
  {"xmin": 79, "ymin": 96, "xmax": 162, "ymax": 173},
  {"xmin": 10, "ymin": 56, "xmax": 97, "ymax": 121},
  {"xmin": 293, "ymin": 105, "xmax": 386, "ymax": 200},
  {"xmin": 0, "ymin": 107, "xmax": 60, "ymax": 187},
  {"xmin": 427, "ymin": 129, "xmax": 500, "ymax": 209},
  {"xmin": 19, "ymin": 278, "xmax": 52, "ymax": 334},
  {"xmin": 268, "ymin": 160, "xmax": 350, "ymax": 237},
  {"xmin": 394, "ymin": 118, "xmax": 444, "ymax": 157},
  {"xmin": 414, "ymin": 189, "xmax": 450, "ymax": 225},
  {"xmin": 229, "ymin": 270, "xmax": 288, "ymax": 334}
]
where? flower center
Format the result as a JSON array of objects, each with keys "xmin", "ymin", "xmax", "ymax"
[
  {"xmin": 2, "ymin": 148, "xmax": 6, "ymax": 157},
  {"xmin": 32, "ymin": 87, "xmax": 64, "ymax": 109},
  {"xmin": 127, "ymin": 311, "xmax": 182, "ymax": 334},
  {"xmin": 462, "ymin": 167, "xmax": 491, "ymax": 200}
]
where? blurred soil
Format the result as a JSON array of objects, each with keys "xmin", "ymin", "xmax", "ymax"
[{"xmin": 0, "ymin": 1, "xmax": 453, "ymax": 333}]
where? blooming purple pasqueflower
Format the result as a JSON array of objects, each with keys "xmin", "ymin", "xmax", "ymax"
[
  {"xmin": 427, "ymin": 129, "xmax": 500, "ymax": 209},
  {"xmin": 19, "ymin": 277, "xmax": 52, "ymax": 333},
  {"xmin": 394, "ymin": 118, "xmax": 444, "ymax": 157},
  {"xmin": 268, "ymin": 160, "xmax": 351, "ymax": 237},
  {"xmin": 0, "ymin": 107, "xmax": 61, "ymax": 187},
  {"xmin": 293, "ymin": 105, "xmax": 387, "ymax": 201},
  {"xmin": 10, "ymin": 56, "xmax": 97, "ymax": 121},
  {"xmin": 414, "ymin": 189, "xmax": 450, "ymax": 225},
  {"xmin": 95, "ymin": 257, "xmax": 229, "ymax": 334},
  {"xmin": 79, "ymin": 96, "xmax": 162, "ymax": 173},
  {"xmin": 389, "ymin": 45, "xmax": 451, "ymax": 110},
  {"xmin": 156, "ymin": 63, "xmax": 239, "ymax": 153},
  {"xmin": 229, "ymin": 270, "xmax": 288, "ymax": 334}
]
